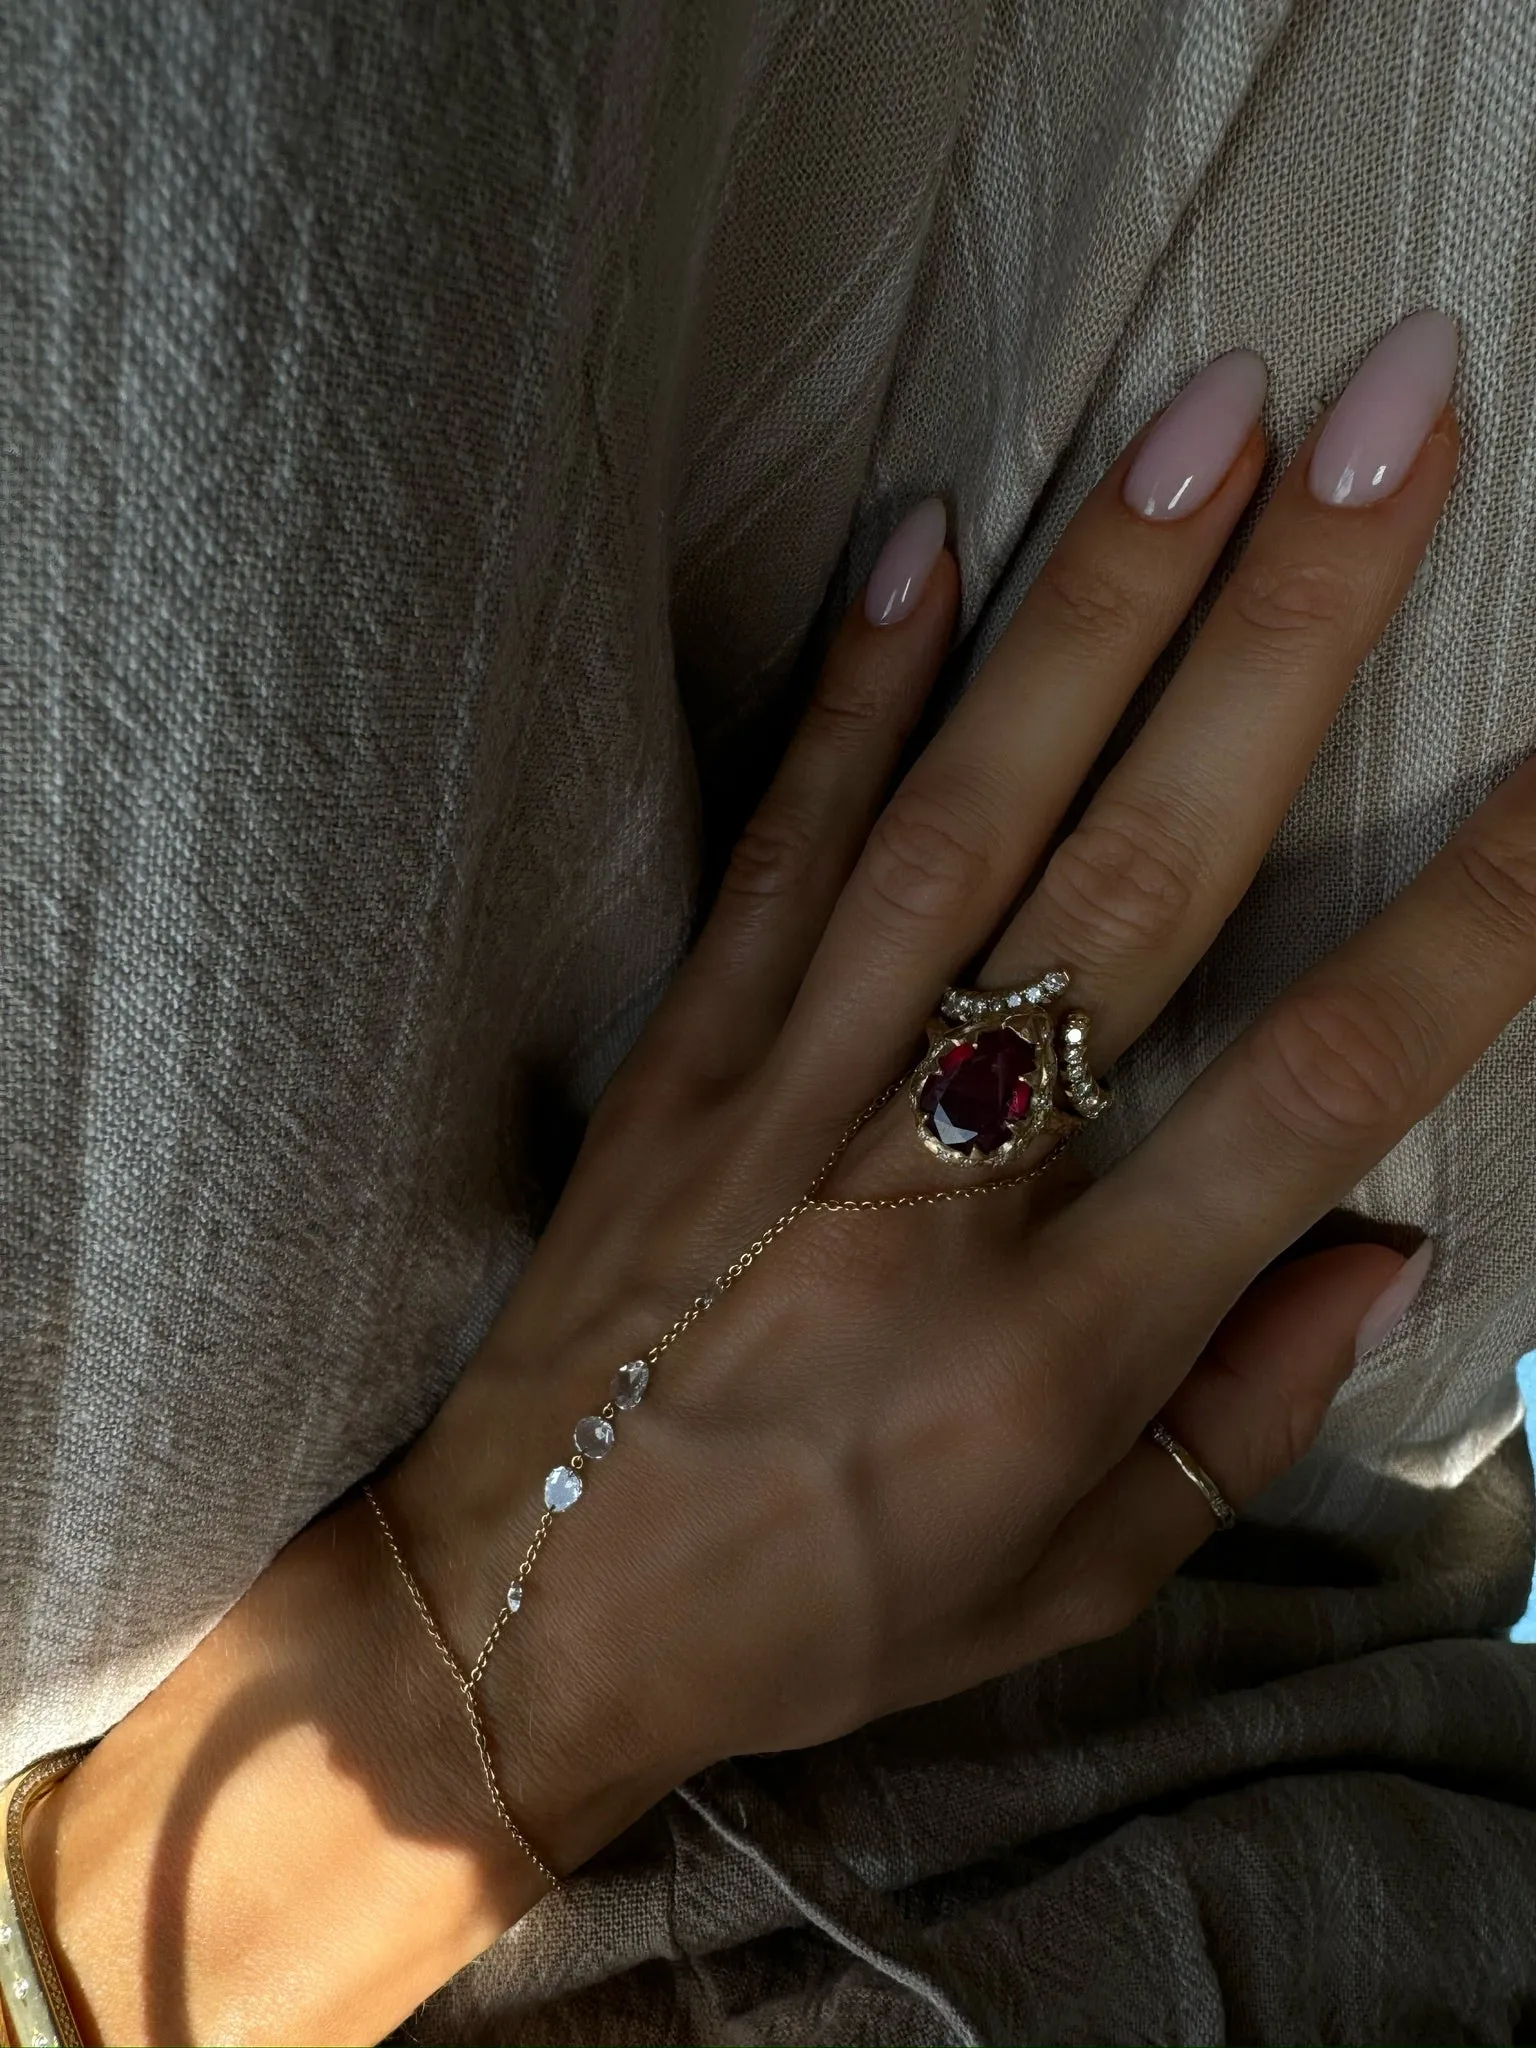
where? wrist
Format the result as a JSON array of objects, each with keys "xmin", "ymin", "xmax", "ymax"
[{"xmin": 21, "ymin": 1492, "xmax": 550, "ymax": 2046}]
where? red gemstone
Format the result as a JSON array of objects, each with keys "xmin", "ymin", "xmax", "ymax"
[{"xmin": 918, "ymin": 1029, "xmax": 1035, "ymax": 1155}]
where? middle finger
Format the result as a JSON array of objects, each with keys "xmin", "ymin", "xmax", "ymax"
[
  {"xmin": 987, "ymin": 308, "xmax": 1461, "ymax": 1066},
  {"xmin": 765, "ymin": 349, "xmax": 1271, "ymax": 1133}
]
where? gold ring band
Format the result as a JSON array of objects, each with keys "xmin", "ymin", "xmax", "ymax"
[{"xmin": 1147, "ymin": 1420, "xmax": 1237, "ymax": 1531}]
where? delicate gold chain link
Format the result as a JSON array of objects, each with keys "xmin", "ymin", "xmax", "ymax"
[
  {"xmin": 363, "ymin": 1485, "xmax": 560, "ymax": 1886},
  {"xmin": 366, "ymin": 1076, "xmax": 1075, "ymax": 1877}
]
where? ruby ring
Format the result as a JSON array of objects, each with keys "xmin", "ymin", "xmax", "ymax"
[{"xmin": 910, "ymin": 969, "xmax": 1111, "ymax": 1168}]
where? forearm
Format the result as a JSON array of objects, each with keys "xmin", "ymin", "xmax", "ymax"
[{"xmin": 19, "ymin": 1489, "xmax": 654, "ymax": 2048}]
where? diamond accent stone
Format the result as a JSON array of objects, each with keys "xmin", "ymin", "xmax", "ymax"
[
  {"xmin": 506, "ymin": 1580, "xmax": 523, "ymax": 1614},
  {"xmin": 1064, "ymin": 1024, "xmax": 1084, "ymax": 1045},
  {"xmin": 13, "ymin": 1977, "xmax": 29, "ymax": 2000},
  {"xmin": 543, "ymin": 1464, "xmax": 583, "ymax": 1512},
  {"xmin": 918, "ymin": 1029, "xmax": 1036, "ymax": 1156},
  {"xmin": 0, "ymin": 1925, "xmax": 10, "ymax": 1945},
  {"xmin": 611, "ymin": 1359, "xmax": 650, "ymax": 1411},
  {"xmin": 574, "ymin": 1414, "xmax": 615, "ymax": 1459}
]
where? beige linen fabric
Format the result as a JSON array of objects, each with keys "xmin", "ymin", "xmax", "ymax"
[{"xmin": 2, "ymin": 0, "xmax": 1534, "ymax": 2039}]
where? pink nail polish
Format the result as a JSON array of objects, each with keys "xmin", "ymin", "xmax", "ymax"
[
  {"xmin": 864, "ymin": 497, "xmax": 947, "ymax": 626},
  {"xmin": 1308, "ymin": 309, "xmax": 1459, "ymax": 508},
  {"xmin": 1354, "ymin": 1240, "xmax": 1434, "ymax": 1360},
  {"xmin": 1122, "ymin": 350, "xmax": 1268, "ymax": 521}
]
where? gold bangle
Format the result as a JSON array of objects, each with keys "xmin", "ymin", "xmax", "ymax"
[{"xmin": 0, "ymin": 1745, "xmax": 96, "ymax": 2048}]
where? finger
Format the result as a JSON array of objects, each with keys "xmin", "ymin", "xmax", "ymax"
[
  {"xmin": 764, "ymin": 353, "xmax": 1270, "ymax": 1135},
  {"xmin": 650, "ymin": 509, "xmax": 959, "ymax": 1083},
  {"xmin": 1036, "ymin": 748, "xmax": 1536, "ymax": 1448},
  {"xmin": 985, "ymin": 1243, "xmax": 1407, "ymax": 1668},
  {"xmin": 988, "ymin": 311, "xmax": 1461, "ymax": 1067}
]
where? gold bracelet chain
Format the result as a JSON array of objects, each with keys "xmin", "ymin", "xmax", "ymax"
[{"xmin": 366, "ymin": 1081, "xmax": 1072, "ymax": 1879}]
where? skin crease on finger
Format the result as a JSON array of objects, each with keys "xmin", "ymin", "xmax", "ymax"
[{"xmin": 20, "ymin": 324, "xmax": 1511, "ymax": 2048}]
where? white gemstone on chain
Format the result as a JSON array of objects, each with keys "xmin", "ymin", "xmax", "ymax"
[
  {"xmin": 574, "ymin": 1414, "xmax": 614, "ymax": 1459},
  {"xmin": 506, "ymin": 1579, "xmax": 523, "ymax": 1614},
  {"xmin": 611, "ymin": 1359, "xmax": 649, "ymax": 1411},
  {"xmin": 543, "ymin": 1464, "xmax": 582, "ymax": 1512}
]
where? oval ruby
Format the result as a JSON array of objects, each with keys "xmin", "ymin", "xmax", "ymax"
[{"xmin": 917, "ymin": 1029, "xmax": 1035, "ymax": 1155}]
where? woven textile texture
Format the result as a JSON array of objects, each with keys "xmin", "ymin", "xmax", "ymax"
[{"xmin": 3, "ymin": 0, "xmax": 1534, "ymax": 2039}]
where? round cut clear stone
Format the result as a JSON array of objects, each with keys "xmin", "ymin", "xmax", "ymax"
[
  {"xmin": 574, "ymin": 1414, "xmax": 614, "ymax": 1459},
  {"xmin": 13, "ymin": 1977, "xmax": 29, "ymax": 2000},
  {"xmin": 506, "ymin": 1580, "xmax": 523, "ymax": 1614},
  {"xmin": 611, "ymin": 1359, "xmax": 650, "ymax": 1411},
  {"xmin": 543, "ymin": 1464, "xmax": 583, "ymax": 1512}
]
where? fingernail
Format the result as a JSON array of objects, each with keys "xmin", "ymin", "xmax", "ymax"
[
  {"xmin": 864, "ymin": 497, "xmax": 947, "ymax": 626},
  {"xmin": 1354, "ymin": 1240, "xmax": 1434, "ymax": 1360},
  {"xmin": 1122, "ymin": 349, "xmax": 1268, "ymax": 521},
  {"xmin": 1308, "ymin": 308, "xmax": 1459, "ymax": 508}
]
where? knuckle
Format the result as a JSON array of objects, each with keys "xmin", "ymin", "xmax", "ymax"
[
  {"xmin": 1226, "ymin": 558, "xmax": 1351, "ymax": 648},
  {"xmin": 720, "ymin": 806, "xmax": 819, "ymax": 905},
  {"xmin": 862, "ymin": 784, "xmax": 995, "ymax": 926},
  {"xmin": 1033, "ymin": 551, "xmax": 1144, "ymax": 647},
  {"xmin": 1244, "ymin": 983, "xmax": 1421, "ymax": 1145},
  {"xmin": 806, "ymin": 659, "xmax": 899, "ymax": 747},
  {"xmin": 1037, "ymin": 800, "xmax": 1203, "ymax": 962},
  {"xmin": 1449, "ymin": 832, "xmax": 1536, "ymax": 945}
]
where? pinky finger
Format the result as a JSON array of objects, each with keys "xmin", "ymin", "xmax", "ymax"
[{"xmin": 993, "ymin": 1242, "xmax": 1414, "ymax": 1663}]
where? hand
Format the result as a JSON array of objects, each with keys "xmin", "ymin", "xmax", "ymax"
[
  {"xmin": 387, "ymin": 313, "xmax": 1527, "ymax": 1869},
  {"xmin": 34, "ymin": 315, "xmax": 1534, "ymax": 2047}
]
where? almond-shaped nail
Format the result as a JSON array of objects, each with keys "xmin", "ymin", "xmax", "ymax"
[
  {"xmin": 1308, "ymin": 309, "xmax": 1459, "ymax": 508},
  {"xmin": 1354, "ymin": 1239, "xmax": 1434, "ymax": 1360},
  {"xmin": 864, "ymin": 497, "xmax": 947, "ymax": 626},
  {"xmin": 1122, "ymin": 349, "xmax": 1268, "ymax": 521}
]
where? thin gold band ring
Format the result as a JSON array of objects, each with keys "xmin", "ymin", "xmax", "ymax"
[{"xmin": 1147, "ymin": 1420, "xmax": 1237, "ymax": 1531}]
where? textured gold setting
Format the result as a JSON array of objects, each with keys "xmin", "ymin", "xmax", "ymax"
[
  {"xmin": 911, "ymin": 969, "xmax": 1112, "ymax": 1166},
  {"xmin": 908, "ymin": 1006, "xmax": 1061, "ymax": 1168}
]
